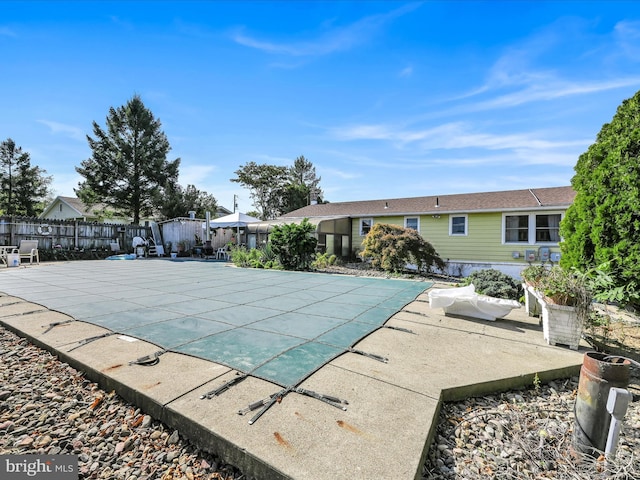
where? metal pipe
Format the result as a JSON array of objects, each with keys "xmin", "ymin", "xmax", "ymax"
[
  {"xmin": 572, "ymin": 352, "xmax": 630, "ymax": 456},
  {"xmin": 205, "ymin": 211, "xmax": 211, "ymax": 242}
]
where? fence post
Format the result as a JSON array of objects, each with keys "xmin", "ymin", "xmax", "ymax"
[{"xmin": 10, "ymin": 216, "xmax": 15, "ymax": 246}]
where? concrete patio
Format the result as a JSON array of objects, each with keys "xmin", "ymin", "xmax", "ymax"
[{"xmin": 0, "ymin": 260, "xmax": 588, "ymax": 479}]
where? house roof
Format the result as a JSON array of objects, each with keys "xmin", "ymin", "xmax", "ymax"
[
  {"xmin": 40, "ymin": 196, "xmax": 112, "ymax": 219},
  {"xmin": 282, "ymin": 186, "xmax": 576, "ymax": 218},
  {"xmin": 61, "ymin": 196, "xmax": 108, "ymax": 217}
]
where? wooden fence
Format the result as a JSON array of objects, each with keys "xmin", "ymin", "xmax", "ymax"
[
  {"xmin": 0, "ymin": 216, "xmax": 151, "ymax": 256},
  {"xmin": 159, "ymin": 217, "xmax": 240, "ymax": 253}
]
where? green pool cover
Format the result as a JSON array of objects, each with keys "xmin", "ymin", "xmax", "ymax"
[{"xmin": 0, "ymin": 261, "xmax": 431, "ymax": 387}]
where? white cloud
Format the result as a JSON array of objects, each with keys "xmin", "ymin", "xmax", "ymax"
[
  {"xmin": 450, "ymin": 17, "xmax": 640, "ymax": 113},
  {"xmin": 178, "ymin": 164, "xmax": 217, "ymax": 187},
  {"xmin": 231, "ymin": 2, "xmax": 421, "ymax": 57},
  {"xmin": 468, "ymin": 77, "xmax": 640, "ymax": 111},
  {"xmin": 37, "ymin": 120, "xmax": 86, "ymax": 141},
  {"xmin": 614, "ymin": 20, "xmax": 640, "ymax": 60}
]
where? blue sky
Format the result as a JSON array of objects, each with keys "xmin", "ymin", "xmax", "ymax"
[{"xmin": 2, "ymin": 1, "xmax": 640, "ymax": 213}]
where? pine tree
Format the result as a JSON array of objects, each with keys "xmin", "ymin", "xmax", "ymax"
[
  {"xmin": 0, "ymin": 138, "xmax": 51, "ymax": 216},
  {"xmin": 76, "ymin": 95, "xmax": 180, "ymax": 224}
]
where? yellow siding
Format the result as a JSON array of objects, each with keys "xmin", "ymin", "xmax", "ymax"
[
  {"xmin": 351, "ymin": 216, "xmax": 404, "ymax": 253},
  {"xmin": 353, "ymin": 212, "xmax": 561, "ymax": 264}
]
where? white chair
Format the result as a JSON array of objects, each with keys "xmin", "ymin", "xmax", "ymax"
[
  {"xmin": 18, "ymin": 240, "xmax": 39, "ymax": 264},
  {"xmin": 216, "ymin": 247, "xmax": 229, "ymax": 260}
]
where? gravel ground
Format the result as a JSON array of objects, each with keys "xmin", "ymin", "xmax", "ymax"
[
  {"xmin": 0, "ymin": 327, "xmax": 246, "ymax": 480},
  {"xmin": 423, "ymin": 376, "xmax": 640, "ymax": 479}
]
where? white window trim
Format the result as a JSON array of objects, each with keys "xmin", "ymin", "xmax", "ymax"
[
  {"xmin": 502, "ymin": 211, "xmax": 563, "ymax": 245},
  {"xmin": 449, "ymin": 214, "xmax": 468, "ymax": 236},
  {"xmin": 359, "ymin": 218, "xmax": 373, "ymax": 236},
  {"xmin": 404, "ymin": 216, "xmax": 420, "ymax": 231}
]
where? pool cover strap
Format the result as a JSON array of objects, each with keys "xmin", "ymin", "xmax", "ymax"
[
  {"xmin": 246, "ymin": 387, "xmax": 293, "ymax": 425},
  {"xmin": 295, "ymin": 387, "xmax": 348, "ymax": 411},
  {"xmin": 43, "ymin": 319, "xmax": 75, "ymax": 334},
  {"xmin": 239, "ymin": 386, "xmax": 349, "ymax": 424},
  {"xmin": 67, "ymin": 332, "xmax": 116, "ymax": 352},
  {"xmin": 349, "ymin": 348, "xmax": 389, "ymax": 363},
  {"xmin": 200, "ymin": 373, "xmax": 248, "ymax": 399},
  {"xmin": 384, "ymin": 325, "xmax": 417, "ymax": 334}
]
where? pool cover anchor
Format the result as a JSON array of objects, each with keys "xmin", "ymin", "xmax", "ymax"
[
  {"xmin": 348, "ymin": 348, "xmax": 389, "ymax": 363},
  {"xmin": 129, "ymin": 350, "xmax": 166, "ymax": 366},
  {"xmin": 200, "ymin": 373, "xmax": 248, "ymax": 400}
]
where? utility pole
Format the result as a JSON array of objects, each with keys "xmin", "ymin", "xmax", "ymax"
[{"xmin": 233, "ymin": 194, "xmax": 238, "ymax": 213}]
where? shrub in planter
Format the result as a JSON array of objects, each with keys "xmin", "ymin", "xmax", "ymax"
[
  {"xmin": 537, "ymin": 266, "xmax": 592, "ymax": 324},
  {"xmin": 461, "ymin": 269, "xmax": 521, "ymax": 300},
  {"xmin": 520, "ymin": 265, "xmax": 548, "ymax": 287}
]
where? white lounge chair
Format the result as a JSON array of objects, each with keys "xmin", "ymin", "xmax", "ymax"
[
  {"xmin": 428, "ymin": 284, "xmax": 520, "ymax": 321},
  {"xmin": 18, "ymin": 240, "xmax": 39, "ymax": 265}
]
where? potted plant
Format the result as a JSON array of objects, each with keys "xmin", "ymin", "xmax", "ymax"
[
  {"xmin": 521, "ymin": 264, "xmax": 548, "ymax": 288},
  {"xmin": 535, "ymin": 266, "xmax": 592, "ymax": 350},
  {"xmin": 176, "ymin": 240, "xmax": 189, "ymax": 256}
]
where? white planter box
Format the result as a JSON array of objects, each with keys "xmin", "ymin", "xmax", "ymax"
[
  {"xmin": 522, "ymin": 283, "xmax": 583, "ymax": 350},
  {"xmin": 540, "ymin": 301, "xmax": 583, "ymax": 350},
  {"xmin": 522, "ymin": 283, "xmax": 542, "ymax": 317}
]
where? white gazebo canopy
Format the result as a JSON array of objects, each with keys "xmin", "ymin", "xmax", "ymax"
[
  {"xmin": 207, "ymin": 212, "xmax": 261, "ymax": 245},
  {"xmin": 208, "ymin": 212, "xmax": 261, "ymax": 228}
]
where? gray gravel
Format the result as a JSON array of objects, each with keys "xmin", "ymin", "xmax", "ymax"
[
  {"xmin": 0, "ymin": 326, "xmax": 247, "ymax": 480},
  {"xmin": 423, "ymin": 375, "xmax": 640, "ymax": 479}
]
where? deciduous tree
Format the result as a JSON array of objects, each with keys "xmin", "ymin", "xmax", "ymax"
[
  {"xmin": 231, "ymin": 156, "xmax": 325, "ymax": 218},
  {"xmin": 231, "ymin": 162, "xmax": 288, "ymax": 220},
  {"xmin": 159, "ymin": 183, "xmax": 218, "ymax": 220}
]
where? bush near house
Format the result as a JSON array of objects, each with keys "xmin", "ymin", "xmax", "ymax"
[
  {"xmin": 461, "ymin": 269, "xmax": 522, "ymax": 301},
  {"xmin": 360, "ymin": 223, "xmax": 446, "ymax": 274},
  {"xmin": 269, "ymin": 219, "xmax": 318, "ymax": 270}
]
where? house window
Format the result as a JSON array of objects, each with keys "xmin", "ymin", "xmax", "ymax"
[
  {"xmin": 405, "ymin": 217, "xmax": 419, "ymax": 231},
  {"xmin": 505, "ymin": 215, "xmax": 529, "ymax": 243},
  {"xmin": 360, "ymin": 218, "xmax": 373, "ymax": 236},
  {"xmin": 536, "ymin": 214, "xmax": 561, "ymax": 242},
  {"xmin": 504, "ymin": 213, "xmax": 563, "ymax": 244},
  {"xmin": 450, "ymin": 215, "xmax": 467, "ymax": 235}
]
